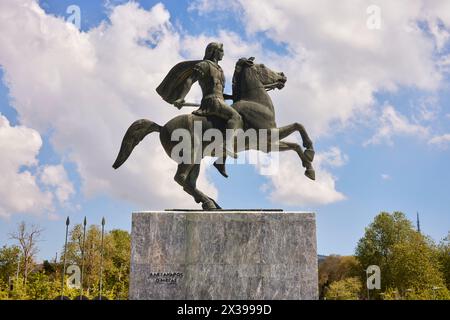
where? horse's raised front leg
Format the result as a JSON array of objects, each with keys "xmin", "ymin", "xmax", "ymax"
[
  {"xmin": 273, "ymin": 141, "xmax": 315, "ymax": 180},
  {"xmin": 174, "ymin": 164, "xmax": 221, "ymax": 210},
  {"xmin": 277, "ymin": 123, "xmax": 314, "ymax": 162}
]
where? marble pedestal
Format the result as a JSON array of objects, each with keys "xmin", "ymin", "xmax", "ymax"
[{"xmin": 129, "ymin": 210, "xmax": 318, "ymax": 300}]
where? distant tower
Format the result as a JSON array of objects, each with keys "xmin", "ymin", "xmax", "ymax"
[{"xmin": 416, "ymin": 212, "xmax": 421, "ymax": 233}]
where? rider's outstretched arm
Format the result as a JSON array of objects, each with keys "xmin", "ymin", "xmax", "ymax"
[{"xmin": 173, "ymin": 73, "xmax": 199, "ymax": 108}]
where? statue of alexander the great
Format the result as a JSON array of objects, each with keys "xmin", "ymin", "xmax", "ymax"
[{"xmin": 113, "ymin": 42, "xmax": 315, "ymax": 209}]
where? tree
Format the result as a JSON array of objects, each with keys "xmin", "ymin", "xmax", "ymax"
[
  {"xmin": 356, "ymin": 211, "xmax": 449, "ymax": 299},
  {"xmin": 319, "ymin": 255, "xmax": 361, "ymax": 298},
  {"xmin": 0, "ymin": 278, "xmax": 9, "ymax": 300},
  {"xmin": 389, "ymin": 232, "xmax": 449, "ymax": 298},
  {"xmin": 42, "ymin": 260, "xmax": 56, "ymax": 275},
  {"xmin": 1, "ymin": 221, "xmax": 131, "ymax": 300},
  {"xmin": 62, "ymin": 225, "xmax": 130, "ymax": 299},
  {"xmin": 437, "ymin": 232, "xmax": 450, "ymax": 289},
  {"xmin": 9, "ymin": 222, "xmax": 44, "ymax": 286},
  {"xmin": 355, "ymin": 212, "xmax": 414, "ymax": 292},
  {"xmin": 0, "ymin": 245, "xmax": 21, "ymax": 284},
  {"xmin": 26, "ymin": 272, "xmax": 59, "ymax": 300},
  {"xmin": 324, "ymin": 277, "xmax": 362, "ymax": 300},
  {"xmin": 64, "ymin": 224, "xmax": 102, "ymax": 296},
  {"xmin": 104, "ymin": 229, "xmax": 130, "ymax": 299}
]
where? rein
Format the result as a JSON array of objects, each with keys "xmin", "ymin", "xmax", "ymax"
[{"xmin": 237, "ymin": 83, "xmax": 280, "ymax": 95}]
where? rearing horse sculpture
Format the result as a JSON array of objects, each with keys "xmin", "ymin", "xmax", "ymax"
[{"xmin": 112, "ymin": 57, "xmax": 315, "ymax": 209}]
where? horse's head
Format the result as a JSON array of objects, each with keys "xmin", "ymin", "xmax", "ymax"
[{"xmin": 232, "ymin": 57, "xmax": 287, "ymax": 99}]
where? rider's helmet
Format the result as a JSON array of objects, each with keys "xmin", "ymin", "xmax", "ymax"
[{"xmin": 203, "ymin": 42, "xmax": 223, "ymax": 60}]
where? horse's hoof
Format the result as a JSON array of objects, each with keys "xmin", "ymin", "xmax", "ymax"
[
  {"xmin": 209, "ymin": 198, "xmax": 222, "ymax": 209},
  {"xmin": 305, "ymin": 169, "xmax": 315, "ymax": 181},
  {"xmin": 202, "ymin": 201, "xmax": 215, "ymax": 210},
  {"xmin": 202, "ymin": 199, "xmax": 221, "ymax": 210},
  {"xmin": 304, "ymin": 149, "xmax": 315, "ymax": 162}
]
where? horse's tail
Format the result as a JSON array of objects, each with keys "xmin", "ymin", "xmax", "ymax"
[{"xmin": 112, "ymin": 119, "xmax": 162, "ymax": 169}]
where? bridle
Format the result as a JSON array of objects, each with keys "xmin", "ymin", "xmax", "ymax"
[{"xmin": 233, "ymin": 63, "xmax": 284, "ymax": 95}]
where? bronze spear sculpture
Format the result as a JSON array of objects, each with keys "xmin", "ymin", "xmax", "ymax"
[{"xmin": 60, "ymin": 216, "xmax": 70, "ymax": 300}]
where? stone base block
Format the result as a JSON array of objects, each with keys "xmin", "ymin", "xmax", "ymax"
[{"xmin": 129, "ymin": 210, "xmax": 318, "ymax": 300}]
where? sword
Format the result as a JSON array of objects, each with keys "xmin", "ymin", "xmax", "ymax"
[{"xmin": 174, "ymin": 102, "xmax": 200, "ymax": 109}]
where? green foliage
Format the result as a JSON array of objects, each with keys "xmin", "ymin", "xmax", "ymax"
[
  {"xmin": 379, "ymin": 287, "xmax": 400, "ymax": 300},
  {"xmin": 104, "ymin": 229, "xmax": 130, "ymax": 300},
  {"xmin": 8, "ymin": 277, "xmax": 28, "ymax": 300},
  {"xmin": 0, "ymin": 278, "xmax": 10, "ymax": 300},
  {"xmin": 42, "ymin": 260, "xmax": 56, "ymax": 275},
  {"xmin": 355, "ymin": 211, "xmax": 414, "ymax": 291},
  {"xmin": 319, "ymin": 255, "xmax": 361, "ymax": 298},
  {"xmin": 389, "ymin": 232, "xmax": 448, "ymax": 296},
  {"xmin": 356, "ymin": 212, "xmax": 449, "ymax": 300},
  {"xmin": 61, "ymin": 225, "xmax": 130, "ymax": 299},
  {"xmin": 0, "ymin": 245, "xmax": 20, "ymax": 284},
  {"xmin": 324, "ymin": 277, "xmax": 362, "ymax": 300},
  {"xmin": 382, "ymin": 286, "xmax": 450, "ymax": 300},
  {"xmin": 437, "ymin": 232, "xmax": 450, "ymax": 289},
  {"xmin": 26, "ymin": 272, "xmax": 60, "ymax": 300},
  {"xmin": 0, "ymin": 222, "xmax": 130, "ymax": 300}
]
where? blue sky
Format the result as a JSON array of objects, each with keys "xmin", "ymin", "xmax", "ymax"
[{"xmin": 0, "ymin": 0, "xmax": 449, "ymax": 261}]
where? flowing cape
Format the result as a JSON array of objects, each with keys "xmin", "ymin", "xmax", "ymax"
[{"xmin": 156, "ymin": 60, "xmax": 202, "ymax": 104}]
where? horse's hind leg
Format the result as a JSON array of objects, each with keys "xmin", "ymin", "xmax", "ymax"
[
  {"xmin": 276, "ymin": 123, "xmax": 314, "ymax": 162},
  {"xmin": 174, "ymin": 164, "xmax": 220, "ymax": 209},
  {"xmin": 174, "ymin": 164, "xmax": 202, "ymax": 203},
  {"xmin": 186, "ymin": 164, "xmax": 221, "ymax": 209}
]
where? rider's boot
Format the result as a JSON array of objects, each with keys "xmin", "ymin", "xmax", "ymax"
[{"xmin": 223, "ymin": 117, "xmax": 242, "ymax": 159}]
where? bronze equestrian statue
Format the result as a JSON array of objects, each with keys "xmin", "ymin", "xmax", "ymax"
[{"xmin": 113, "ymin": 42, "xmax": 315, "ymax": 209}]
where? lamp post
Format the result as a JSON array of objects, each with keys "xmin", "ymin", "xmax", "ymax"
[
  {"xmin": 99, "ymin": 217, "xmax": 106, "ymax": 300},
  {"xmin": 60, "ymin": 216, "xmax": 70, "ymax": 299},
  {"xmin": 80, "ymin": 216, "xmax": 87, "ymax": 299}
]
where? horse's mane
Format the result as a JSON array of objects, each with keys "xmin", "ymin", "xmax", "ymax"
[
  {"xmin": 232, "ymin": 61, "xmax": 244, "ymax": 102},
  {"xmin": 232, "ymin": 57, "xmax": 256, "ymax": 102}
]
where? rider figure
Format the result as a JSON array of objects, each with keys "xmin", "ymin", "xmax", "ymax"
[
  {"xmin": 156, "ymin": 42, "xmax": 242, "ymax": 177},
  {"xmin": 174, "ymin": 43, "xmax": 241, "ymax": 172}
]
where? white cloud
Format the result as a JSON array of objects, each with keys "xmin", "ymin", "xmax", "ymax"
[
  {"xmin": 260, "ymin": 147, "xmax": 347, "ymax": 206},
  {"xmin": 381, "ymin": 174, "xmax": 391, "ymax": 180},
  {"xmin": 412, "ymin": 96, "xmax": 440, "ymax": 122},
  {"xmin": 0, "ymin": 114, "xmax": 53, "ymax": 218},
  {"xmin": 438, "ymin": 54, "xmax": 450, "ymax": 74},
  {"xmin": 3, "ymin": 0, "xmax": 450, "ymax": 212},
  {"xmin": 0, "ymin": 0, "xmax": 219, "ymax": 211},
  {"xmin": 318, "ymin": 147, "xmax": 349, "ymax": 168},
  {"xmin": 190, "ymin": 0, "xmax": 450, "ymax": 139},
  {"xmin": 187, "ymin": 0, "xmax": 240, "ymax": 15},
  {"xmin": 428, "ymin": 19, "xmax": 450, "ymax": 52},
  {"xmin": 428, "ymin": 133, "xmax": 450, "ymax": 148},
  {"xmin": 364, "ymin": 105, "xmax": 429, "ymax": 146},
  {"xmin": 187, "ymin": 1, "xmax": 450, "ymax": 208},
  {"xmin": 39, "ymin": 165, "xmax": 75, "ymax": 204}
]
